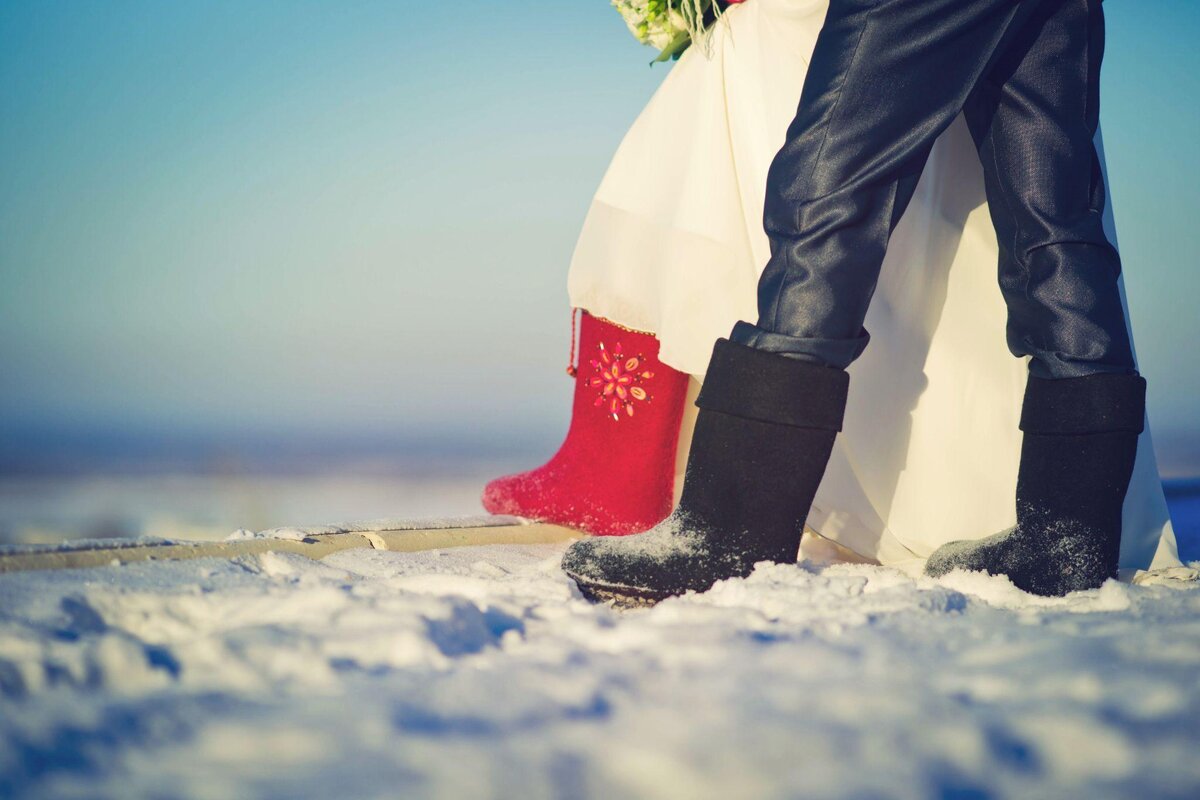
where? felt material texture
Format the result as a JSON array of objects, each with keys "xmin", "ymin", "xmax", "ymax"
[
  {"xmin": 697, "ymin": 339, "xmax": 850, "ymax": 431},
  {"xmin": 926, "ymin": 373, "xmax": 1147, "ymax": 596},
  {"xmin": 482, "ymin": 312, "xmax": 689, "ymax": 536},
  {"xmin": 1019, "ymin": 373, "xmax": 1147, "ymax": 435},
  {"xmin": 563, "ymin": 344, "xmax": 848, "ymax": 605}
]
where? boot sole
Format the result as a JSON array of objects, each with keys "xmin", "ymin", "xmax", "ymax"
[{"xmin": 564, "ymin": 569, "xmax": 677, "ymax": 609}]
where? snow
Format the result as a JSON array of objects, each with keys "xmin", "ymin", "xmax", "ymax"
[
  {"xmin": 2, "ymin": 541, "xmax": 1199, "ymax": 799},
  {"xmin": 0, "ymin": 471, "xmax": 504, "ymax": 547}
]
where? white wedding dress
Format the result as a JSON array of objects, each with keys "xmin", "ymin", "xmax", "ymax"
[{"xmin": 568, "ymin": 0, "xmax": 1183, "ymax": 573}]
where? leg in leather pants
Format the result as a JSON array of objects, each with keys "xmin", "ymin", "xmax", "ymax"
[{"xmin": 732, "ymin": 0, "xmax": 1136, "ymax": 380}]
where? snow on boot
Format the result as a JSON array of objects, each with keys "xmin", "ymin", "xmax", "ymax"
[
  {"xmin": 925, "ymin": 373, "xmax": 1147, "ymax": 597},
  {"xmin": 562, "ymin": 339, "xmax": 849, "ymax": 606},
  {"xmin": 482, "ymin": 311, "xmax": 689, "ymax": 536}
]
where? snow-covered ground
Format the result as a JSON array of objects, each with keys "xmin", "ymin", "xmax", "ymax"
[{"xmin": 2, "ymin": 538, "xmax": 1199, "ymax": 799}]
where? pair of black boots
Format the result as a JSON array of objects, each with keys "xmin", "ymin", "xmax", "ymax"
[{"xmin": 562, "ymin": 340, "xmax": 1146, "ymax": 605}]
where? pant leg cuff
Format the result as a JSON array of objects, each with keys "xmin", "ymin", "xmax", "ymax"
[{"xmin": 729, "ymin": 321, "xmax": 870, "ymax": 370}]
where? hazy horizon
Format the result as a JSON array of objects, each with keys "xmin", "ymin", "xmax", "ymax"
[{"xmin": 3, "ymin": 1, "xmax": 1198, "ymax": 476}]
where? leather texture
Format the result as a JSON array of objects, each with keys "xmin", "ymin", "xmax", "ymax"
[{"xmin": 732, "ymin": 0, "xmax": 1136, "ymax": 380}]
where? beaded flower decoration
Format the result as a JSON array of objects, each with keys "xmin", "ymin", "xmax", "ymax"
[{"xmin": 588, "ymin": 341, "xmax": 654, "ymax": 421}]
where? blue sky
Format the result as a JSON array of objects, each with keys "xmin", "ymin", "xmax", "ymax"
[{"xmin": 1, "ymin": 1, "xmax": 1198, "ymax": 471}]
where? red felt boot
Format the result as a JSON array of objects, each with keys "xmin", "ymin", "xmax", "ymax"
[{"xmin": 482, "ymin": 311, "xmax": 689, "ymax": 535}]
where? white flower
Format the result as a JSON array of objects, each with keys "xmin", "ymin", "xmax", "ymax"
[{"xmin": 611, "ymin": 0, "xmax": 692, "ymax": 50}]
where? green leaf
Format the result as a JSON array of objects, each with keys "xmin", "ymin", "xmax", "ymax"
[{"xmin": 652, "ymin": 31, "xmax": 692, "ymax": 64}]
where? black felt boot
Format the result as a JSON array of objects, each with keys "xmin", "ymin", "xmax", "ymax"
[
  {"xmin": 925, "ymin": 374, "xmax": 1146, "ymax": 596},
  {"xmin": 561, "ymin": 339, "xmax": 849, "ymax": 607}
]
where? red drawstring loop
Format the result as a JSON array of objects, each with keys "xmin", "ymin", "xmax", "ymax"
[{"xmin": 566, "ymin": 307, "xmax": 579, "ymax": 378}]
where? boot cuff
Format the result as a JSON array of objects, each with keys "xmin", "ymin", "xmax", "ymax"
[
  {"xmin": 696, "ymin": 339, "xmax": 850, "ymax": 431},
  {"xmin": 1020, "ymin": 374, "xmax": 1146, "ymax": 435}
]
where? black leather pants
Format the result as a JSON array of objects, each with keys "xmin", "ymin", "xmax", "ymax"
[{"xmin": 731, "ymin": 0, "xmax": 1136, "ymax": 379}]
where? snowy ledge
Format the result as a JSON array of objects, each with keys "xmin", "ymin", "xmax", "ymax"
[
  {"xmin": 0, "ymin": 516, "xmax": 579, "ymax": 575},
  {"xmin": 0, "ymin": 536, "xmax": 177, "ymax": 557},
  {"xmin": 226, "ymin": 515, "xmax": 531, "ymax": 542}
]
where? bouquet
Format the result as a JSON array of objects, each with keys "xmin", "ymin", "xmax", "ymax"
[{"xmin": 612, "ymin": 0, "xmax": 745, "ymax": 63}]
